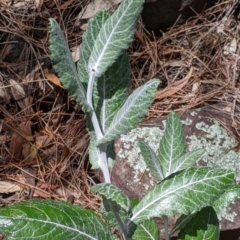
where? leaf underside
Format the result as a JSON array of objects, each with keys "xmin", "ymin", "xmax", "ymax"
[
  {"xmin": 94, "ymin": 53, "xmax": 130, "ymax": 132},
  {"xmin": 138, "ymin": 140, "xmax": 164, "ymax": 181},
  {"xmin": 131, "ymin": 167, "xmax": 234, "ymax": 223},
  {"xmin": 49, "ymin": 18, "xmax": 89, "ymax": 112},
  {"xmin": 158, "ymin": 111, "xmax": 186, "ymax": 177},
  {"xmin": 171, "ymin": 148, "xmax": 205, "ymax": 173},
  {"xmin": 98, "ymin": 79, "xmax": 160, "ymax": 145},
  {"xmin": 88, "ymin": 0, "xmax": 144, "ymax": 78},
  {"xmin": 78, "ymin": 10, "xmax": 116, "ymax": 169},
  {"xmin": 78, "ymin": 10, "xmax": 110, "ymax": 85},
  {"xmin": 0, "ymin": 199, "xmax": 115, "ymax": 240},
  {"xmin": 91, "ymin": 183, "xmax": 131, "ymax": 213}
]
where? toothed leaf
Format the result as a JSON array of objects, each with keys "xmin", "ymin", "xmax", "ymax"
[
  {"xmin": 98, "ymin": 79, "xmax": 160, "ymax": 145},
  {"xmin": 0, "ymin": 199, "xmax": 116, "ymax": 239},
  {"xmin": 88, "ymin": 0, "xmax": 144, "ymax": 78},
  {"xmin": 158, "ymin": 112, "xmax": 186, "ymax": 177},
  {"xmin": 131, "ymin": 167, "xmax": 234, "ymax": 223},
  {"xmin": 49, "ymin": 18, "xmax": 89, "ymax": 112},
  {"xmin": 138, "ymin": 140, "xmax": 164, "ymax": 181},
  {"xmin": 92, "ymin": 183, "xmax": 131, "ymax": 213},
  {"xmin": 78, "ymin": 10, "xmax": 110, "ymax": 84}
]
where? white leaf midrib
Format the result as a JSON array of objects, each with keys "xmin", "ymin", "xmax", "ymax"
[
  {"xmin": 89, "ymin": 0, "xmax": 133, "ymax": 76},
  {"xmin": 3, "ymin": 217, "xmax": 98, "ymax": 240},
  {"xmin": 105, "ymin": 81, "xmax": 154, "ymax": 135},
  {"xmin": 131, "ymin": 171, "xmax": 227, "ymax": 222}
]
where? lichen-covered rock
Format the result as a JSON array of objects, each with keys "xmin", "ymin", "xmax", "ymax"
[{"xmin": 111, "ymin": 103, "xmax": 240, "ymax": 231}]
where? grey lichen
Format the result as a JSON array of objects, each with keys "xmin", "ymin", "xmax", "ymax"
[
  {"xmin": 117, "ymin": 116, "xmax": 240, "ymax": 224},
  {"xmin": 119, "ymin": 120, "xmax": 240, "ymax": 184},
  {"xmin": 181, "ymin": 118, "xmax": 192, "ymax": 126},
  {"xmin": 118, "ymin": 127, "xmax": 164, "ymax": 189},
  {"xmin": 218, "ymin": 207, "xmax": 237, "ymax": 223},
  {"xmin": 187, "ymin": 120, "xmax": 240, "ymax": 183}
]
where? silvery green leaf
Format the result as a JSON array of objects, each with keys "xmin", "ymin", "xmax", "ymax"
[
  {"xmin": 158, "ymin": 111, "xmax": 186, "ymax": 177},
  {"xmin": 0, "ymin": 199, "xmax": 116, "ymax": 240},
  {"xmin": 78, "ymin": 10, "xmax": 110, "ymax": 84},
  {"xmin": 97, "ymin": 79, "xmax": 160, "ymax": 145},
  {"xmin": 213, "ymin": 184, "xmax": 240, "ymax": 213},
  {"xmin": 88, "ymin": 0, "xmax": 144, "ymax": 78},
  {"xmin": 92, "ymin": 183, "xmax": 131, "ymax": 213},
  {"xmin": 49, "ymin": 18, "xmax": 90, "ymax": 112},
  {"xmin": 132, "ymin": 219, "xmax": 159, "ymax": 240},
  {"xmin": 138, "ymin": 140, "xmax": 164, "ymax": 181},
  {"xmin": 94, "ymin": 54, "xmax": 130, "ymax": 132},
  {"xmin": 177, "ymin": 207, "xmax": 219, "ymax": 240},
  {"xmin": 130, "ymin": 167, "xmax": 234, "ymax": 224},
  {"xmin": 171, "ymin": 148, "xmax": 205, "ymax": 173}
]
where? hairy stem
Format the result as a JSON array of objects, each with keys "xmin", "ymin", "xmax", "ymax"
[
  {"xmin": 98, "ymin": 144, "xmax": 111, "ymax": 183},
  {"xmin": 111, "ymin": 206, "xmax": 129, "ymax": 240},
  {"xmin": 87, "ymin": 72, "xmax": 111, "ymax": 182},
  {"xmin": 164, "ymin": 215, "xmax": 169, "ymax": 240}
]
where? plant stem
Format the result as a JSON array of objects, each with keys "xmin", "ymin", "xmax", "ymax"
[
  {"xmin": 87, "ymin": 73, "xmax": 103, "ymax": 139},
  {"xmin": 98, "ymin": 144, "xmax": 111, "ymax": 183},
  {"xmin": 164, "ymin": 215, "xmax": 169, "ymax": 240},
  {"xmin": 87, "ymin": 72, "xmax": 111, "ymax": 182},
  {"xmin": 90, "ymin": 110, "xmax": 103, "ymax": 140},
  {"xmin": 111, "ymin": 207, "xmax": 129, "ymax": 240},
  {"xmin": 87, "ymin": 73, "xmax": 95, "ymax": 108}
]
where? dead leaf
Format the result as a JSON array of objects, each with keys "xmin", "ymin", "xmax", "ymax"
[
  {"xmin": 62, "ymin": 144, "xmax": 70, "ymax": 159},
  {"xmin": 9, "ymin": 79, "xmax": 33, "ymax": 114},
  {"xmin": 22, "ymin": 62, "xmax": 43, "ymax": 84},
  {"xmin": 35, "ymin": 135, "xmax": 53, "ymax": 149},
  {"xmin": 10, "ymin": 121, "xmax": 33, "ymax": 159},
  {"xmin": 77, "ymin": 0, "xmax": 122, "ymax": 20},
  {"xmin": 33, "ymin": 188, "xmax": 52, "ymax": 199},
  {"xmin": 22, "ymin": 167, "xmax": 36, "ymax": 198},
  {"xmin": 60, "ymin": 0, "xmax": 75, "ymax": 9},
  {"xmin": 39, "ymin": 182, "xmax": 58, "ymax": 190},
  {"xmin": 43, "ymin": 68, "xmax": 63, "ymax": 88},
  {"xmin": 22, "ymin": 144, "xmax": 38, "ymax": 163},
  {"xmin": 71, "ymin": 46, "xmax": 80, "ymax": 62},
  {"xmin": 155, "ymin": 68, "xmax": 193, "ymax": 100},
  {"xmin": 223, "ymin": 38, "xmax": 237, "ymax": 55},
  {"xmin": 192, "ymin": 82, "xmax": 200, "ymax": 93},
  {"xmin": 0, "ymin": 181, "xmax": 21, "ymax": 193}
]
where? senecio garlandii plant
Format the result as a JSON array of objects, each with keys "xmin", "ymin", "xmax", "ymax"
[{"xmin": 0, "ymin": 0, "xmax": 240, "ymax": 239}]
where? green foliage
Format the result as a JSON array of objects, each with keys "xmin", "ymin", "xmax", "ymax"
[
  {"xmin": 49, "ymin": 18, "xmax": 90, "ymax": 112},
  {"xmin": 88, "ymin": 0, "xmax": 144, "ymax": 78},
  {"xmin": 131, "ymin": 167, "xmax": 233, "ymax": 223},
  {"xmin": 97, "ymin": 79, "xmax": 160, "ymax": 145},
  {"xmin": 157, "ymin": 111, "xmax": 186, "ymax": 177},
  {"xmin": 0, "ymin": 199, "xmax": 116, "ymax": 240},
  {"xmin": 132, "ymin": 219, "xmax": 159, "ymax": 240},
  {"xmin": 177, "ymin": 207, "xmax": 219, "ymax": 240},
  {"xmin": 77, "ymin": 10, "xmax": 110, "ymax": 85},
  {"xmin": 92, "ymin": 183, "xmax": 131, "ymax": 213},
  {"xmin": 0, "ymin": 0, "xmax": 239, "ymax": 239},
  {"xmin": 138, "ymin": 139, "xmax": 164, "ymax": 181}
]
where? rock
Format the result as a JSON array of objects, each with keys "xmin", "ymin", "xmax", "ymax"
[
  {"xmin": 111, "ymin": 103, "xmax": 240, "ymax": 231},
  {"xmin": 142, "ymin": 0, "xmax": 217, "ymax": 34}
]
